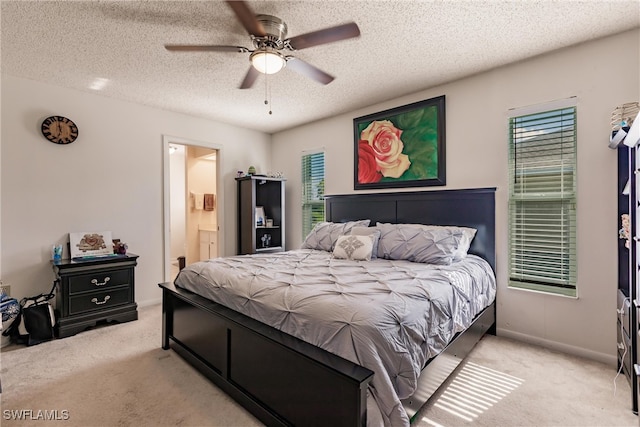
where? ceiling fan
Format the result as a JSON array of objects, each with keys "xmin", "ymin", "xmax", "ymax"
[{"xmin": 165, "ymin": 1, "xmax": 360, "ymax": 89}]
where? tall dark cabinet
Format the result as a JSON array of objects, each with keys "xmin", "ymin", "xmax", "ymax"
[
  {"xmin": 616, "ymin": 141, "xmax": 639, "ymax": 414},
  {"xmin": 236, "ymin": 176, "xmax": 285, "ymax": 255}
]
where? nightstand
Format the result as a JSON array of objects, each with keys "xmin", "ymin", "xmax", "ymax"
[{"xmin": 52, "ymin": 254, "xmax": 138, "ymax": 338}]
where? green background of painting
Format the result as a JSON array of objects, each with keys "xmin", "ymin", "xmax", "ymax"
[{"xmin": 357, "ymin": 105, "xmax": 439, "ymax": 182}]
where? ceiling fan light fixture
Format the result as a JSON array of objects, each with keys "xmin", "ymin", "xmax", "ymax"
[{"xmin": 250, "ymin": 49, "xmax": 286, "ymax": 74}]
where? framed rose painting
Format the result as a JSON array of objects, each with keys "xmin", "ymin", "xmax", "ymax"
[{"xmin": 353, "ymin": 95, "xmax": 445, "ymax": 190}]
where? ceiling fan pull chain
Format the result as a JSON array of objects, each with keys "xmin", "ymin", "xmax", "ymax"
[
  {"xmin": 268, "ymin": 76, "xmax": 273, "ymax": 115},
  {"xmin": 264, "ymin": 70, "xmax": 268, "ymax": 106},
  {"xmin": 264, "ymin": 71, "xmax": 273, "ymax": 115}
]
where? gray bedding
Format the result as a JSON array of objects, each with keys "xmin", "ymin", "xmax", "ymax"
[{"xmin": 174, "ymin": 249, "xmax": 496, "ymax": 426}]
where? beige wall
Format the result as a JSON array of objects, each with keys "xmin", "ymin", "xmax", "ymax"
[
  {"xmin": 271, "ymin": 29, "xmax": 640, "ymax": 363},
  {"xmin": 0, "ymin": 75, "xmax": 272, "ymax": 305}
]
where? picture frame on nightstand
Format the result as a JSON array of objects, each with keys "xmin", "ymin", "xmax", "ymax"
[{"xmin": 69, "ymin": 231, "xmax": 113, "ymax": 259}]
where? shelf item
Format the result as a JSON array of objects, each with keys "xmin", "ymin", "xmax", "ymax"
[
  {"xmin": 611, "ymin": 128, "xmax": 630, "ymax": 148},
  {"xmin": 236, "ymin": 176, "xmax": 285, "ymax": 255},
  {"xmin": 617, "ymin": 144, "xmax": 639, "ymax": 414},
  {"xmin": 52, "ymin": 253, "xmax": 138, "ymax": 338},
  {"xmin": 624, "ymin": 111, "xmax": 640, "ymax": 148},
  {"xmin": 611, "ymin": 102, "xmax": 639, "ymax": 128},
  {"xmin": 609, "ymin": 104, "xmax": 640, "ymax": 148}
]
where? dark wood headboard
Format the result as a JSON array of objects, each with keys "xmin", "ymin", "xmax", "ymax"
[{"xmin": 324, "ymin": 188, "xmax": 496, "ymax": 271}]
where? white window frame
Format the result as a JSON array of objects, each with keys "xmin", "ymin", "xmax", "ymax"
[
  {"xmin": 301, "ymin": 149, "xmax": 325, "ymax": 239},
  {"xmin": 507, "ymin": 98, "xmax": 577, "ymax": 297}
]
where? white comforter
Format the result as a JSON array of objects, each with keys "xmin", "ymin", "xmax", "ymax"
[{"xmin": 174, "ymin": 249, "xmax": 496, "ymax": 426}]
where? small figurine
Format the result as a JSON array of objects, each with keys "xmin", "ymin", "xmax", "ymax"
[
  {"xmin": 113, "ymin": 239, "xmax": 128, "ymax": 255},
  {"xmin": 621, "ymin": 214, "xmax": 631, "ymax": 249},
  {"xmin": 52, "ymin": 245, "xmax": 63, "ymax": 261}
]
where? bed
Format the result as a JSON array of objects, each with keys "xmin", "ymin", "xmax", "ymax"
[{"xmin": 159, "ymin": 187, "xmax": 496, "ymax": 426}]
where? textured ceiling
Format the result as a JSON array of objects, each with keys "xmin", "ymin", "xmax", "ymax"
[{"xmin": 2, "ymin": 1, "xmax": 639, "ymax": 134}]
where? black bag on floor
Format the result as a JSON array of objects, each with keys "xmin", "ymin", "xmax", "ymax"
[{"xmin": 2, "ymin": 281, "xmax": 56, "ymax": 346}]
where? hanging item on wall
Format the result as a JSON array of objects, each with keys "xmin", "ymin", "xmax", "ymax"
[
  {"xmin": 204, "ymin": 194, "xmax": 215, "ymax": 211},
  {"xmin": 192, "ymin": 192, "xmax": 204, "ymax": 210},
  {"xmin": 41, "ymin": 115, "xmax": 79, "ymax": 145},
  {"xmin": 353, "ymin": 95, "xmax": 446, "ymax": 190}
]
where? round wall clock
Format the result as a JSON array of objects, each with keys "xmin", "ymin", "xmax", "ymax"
[{"xmin": 41, "ymin": 116, "xmax": 79, "ymax": 145}]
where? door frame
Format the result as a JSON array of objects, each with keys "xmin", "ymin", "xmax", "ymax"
[{"xmin": 162, "ymin": 135, "xmax": 223, "ymax": 282}]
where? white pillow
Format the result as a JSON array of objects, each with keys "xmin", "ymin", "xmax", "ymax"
[
  {"xmin": 350, "ymin": 226, "xmax": 381, "ymax": 259},
  {"xmin": 332, "ymin": 235, "xmax": 374, "ymax": 261}
]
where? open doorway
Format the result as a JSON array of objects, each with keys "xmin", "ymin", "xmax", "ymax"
[{"xmin": 163, "ymin": 136, "xmax": 222, "ymax": 282}]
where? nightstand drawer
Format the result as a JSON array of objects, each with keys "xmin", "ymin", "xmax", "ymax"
[
  {"xmin": 68, "ymin": 269, "xmax": 130, "ymax": 294},
  {"xmin": 69, "ymin": 287, "xmax": 131, "ymax": 315}
]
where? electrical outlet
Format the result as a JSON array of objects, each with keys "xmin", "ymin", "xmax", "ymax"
[{"xmin": 0, "ymin": 283, "xmax": 10, "ymax": 296}]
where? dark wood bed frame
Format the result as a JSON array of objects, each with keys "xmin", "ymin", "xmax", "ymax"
[{"xmin": 159, "ymin": 187, "xmax": 496, "ymax": 426}]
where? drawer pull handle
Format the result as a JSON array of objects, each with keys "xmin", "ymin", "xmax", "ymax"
[
  {"xmin": 91, "ymin": 277, "xmax": 110, "ymax": 286},
  {"xmin": 91, "ymin": 295, "xmax": 111, "ymax": 305}
]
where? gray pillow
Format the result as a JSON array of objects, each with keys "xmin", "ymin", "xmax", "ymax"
[
  {"xmin": 301, "ymin": 220, "xmax": 371, "ymax": 252},
  {"xmin": 350, "ymin": 226, "xmax": 381, "ymax": 259},
  {"xmin": 376, "ymin": 223, "xmax": 466, "ymax": 265},
  {"xmin": 378, "ymin": 223, "xmax": 476, "ymax": 262}
]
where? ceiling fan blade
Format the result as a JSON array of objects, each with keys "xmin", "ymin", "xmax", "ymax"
[
  {"xmin": 287, "ymin": 22, "xmax": 360, "ymax": 50},
  {"xmin": 165, "ymin": 45, "xmax": 248, "ymax": 53},
  {"xmin": 239, "ymin": 66, "xmax": 260, "ymax": 89},
  {"xmin": 286, "ymin": 58, "xmax": 334, "ymax": 85},
  {"xmin": 225, "ymin": 1, "xmax": 266, "ymax": 37}
]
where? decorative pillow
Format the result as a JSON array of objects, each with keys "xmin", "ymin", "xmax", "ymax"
[
  {"xmin": 301, "ymin": 220, "xmax": 371, "ymax": 252},
  {"xmin": 376, "ymin": 223, "xmax": 476, "ymax": 262},
  {"xmin": 332, "ymin": 235, "xmax": 374, "ymax": 261},
  {"xmin": 450, "ymin": 227, "xmax": 477, "ymax": 261},
  {"xmin": 375, "ymin": 223, "xmax": 466, "ymax": 265},
  {"xmin": 350, "ymin": 226, "xmax": 381, "ymax": 259}
]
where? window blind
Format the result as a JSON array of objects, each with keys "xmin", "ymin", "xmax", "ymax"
[
  {"xmin": 508, "ymin": 107, "xmax": 577, "ymax": 296},
  {"xmin": 302, "ymin": 151, "xmax": 325, "ymax": 238}
]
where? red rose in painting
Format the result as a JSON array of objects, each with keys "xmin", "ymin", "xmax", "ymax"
[
  {"xmin": 360, "ymin": 120, "xmax": 410, "ymax": 178},
  {"xmin": 358, "ymin": 141, "xmax": 382, "ymax": 183}
]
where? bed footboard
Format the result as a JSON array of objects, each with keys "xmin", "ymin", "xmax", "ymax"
[{"xmin": 160, "ymin": 282, "xmax": 373, "ymax": 427}]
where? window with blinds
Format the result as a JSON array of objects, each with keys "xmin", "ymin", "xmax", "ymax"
[
  {"xmin": 302, "ymin": 151, "xmax": 325, "ymax": 239},
  {"xmin": 508, "ymin": 106, "xmax": 577, "ymax": 297}
]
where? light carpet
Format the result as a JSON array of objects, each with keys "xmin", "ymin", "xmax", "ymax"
[{"xmin": 0, "ymin": 304, "xmax": 636, "ymax": 426}]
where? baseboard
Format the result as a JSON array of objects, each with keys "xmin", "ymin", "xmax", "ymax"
[
  {"xmin": 496, "ymin": 328, "xmax": 616, "ymax": 366},
  {"xmin": 138, "ymin": 298, "xmax": 162, "ymax": 308}
]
